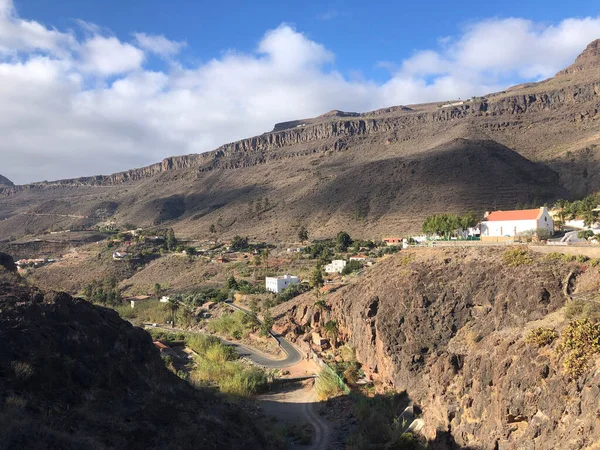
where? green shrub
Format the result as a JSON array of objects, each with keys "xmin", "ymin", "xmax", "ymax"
[
  {"xmin": 207, "ymin": 310, "xmax": 254, "ymax": 340},
  {"xmin": 576, "ymin": 255, "xmax": 590, "ymax": 263},
  {"xmin": 503, "ymin": 247, "xmax": 533, "ymax": 267},
  {"xmin": 315, "ymin": 366, "xmax": 348, "ymax": 400},
  {"xmin": 589, "ymin": 258, "xmax": 600, "ymax": 267},
  {"xmin": 525, "ymin": 328, "xmax": 558, "ymax": 347},
  {"xmin": 564, "ymin": 299, "xmax": 600, "ymax": 323},
  {"xmin": 556, "ymin": 319, "xmax": 600, "ymax": 378},
  {"xmin": 544, "ymin": 252, "xmax": 563, "ymax": 261},
  {"xmin": 561, "ymin": 254, "xmax": 577, "ymax": 262}
]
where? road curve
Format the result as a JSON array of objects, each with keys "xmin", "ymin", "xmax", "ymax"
[{"xmin": 224, "ymin": 303, "xmax": 303, "ymax": 368}]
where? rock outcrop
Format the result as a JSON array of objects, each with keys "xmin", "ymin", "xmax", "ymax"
[
  {"xmin": 0, "ymin": 277, "xmax": 267, "ymax": 449},
  {"xmin": 274, "ymin": 248, "xmax": 600, "ymax": 449}
]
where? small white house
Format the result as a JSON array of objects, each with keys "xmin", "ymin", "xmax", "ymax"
[
  {"xmin": 265, "ymin": 274, "xmax": 300, "ymax": 294},
  {"xmin": 160, "ymin": 296, "xmax": 170, "ymax": 303},
  {"xmin": 480, "ymin": 207, "xmax": 554, "ymax": 242},
  {"xmin": 324, "ymin": 260, "xmax": 347, "ymax": 274},
  {"xmin": 112, "ymin": 251, "xmax": 128, "ymax": 260}
]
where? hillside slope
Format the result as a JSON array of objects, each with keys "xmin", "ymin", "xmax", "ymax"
[
  {"xmin": 0, "ymin": 273, "xmax": 266, "ymax": 449},
  {"xmin": 0, "ymin": 174, "xmax": 13, "ymax": 187},
  {"xmin": 273, "ymin": 248, "xmax": 600, "ymax": 449},
  {"xmin": 2, "ymin": 40, "xmax": 600, "ymax": 240}
]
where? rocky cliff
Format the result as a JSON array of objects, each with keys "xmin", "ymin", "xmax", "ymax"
[
  {"xmin": 0, "ymin": 273, "xmax": 267, "ymax": 449},
  {"xmin": 274, "ymin": 248, "xmax": 600, "ymax": 449}
]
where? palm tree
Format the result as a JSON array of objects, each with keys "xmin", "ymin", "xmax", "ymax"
[
  {"xmin": 261, "ymin": 248, "xmax": 270, "ymax": 270},
  {"xmin": 168, "ymin": 298, "xmax": 179, "ymax": 327},
  {"xmin": 324, "ymin": 320, "xmax": 339, "ymax": 349}
]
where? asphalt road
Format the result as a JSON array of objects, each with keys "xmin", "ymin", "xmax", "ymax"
[{"xmin": 224, "ymin": 302, "xmax": 303, "ymax": 368}]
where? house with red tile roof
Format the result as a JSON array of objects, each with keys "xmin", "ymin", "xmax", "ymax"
[{"xmin": 480, "ymin": 207, "xmax": 553, "ymax": 242}]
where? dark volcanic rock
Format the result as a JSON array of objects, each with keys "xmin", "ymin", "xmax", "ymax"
[
  {"xmin": 0, "ymin": 253, "xmax": 16, "ymax": 272},
  {"xmin": 274, "ymin": 248, "xmax": 600, "ymax": 449},
  {"xmin": 0, "ymin": 279, "xmax": 266, "ymax": 449}
]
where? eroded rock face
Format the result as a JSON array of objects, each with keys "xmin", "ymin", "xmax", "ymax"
[{"xmin": 274, "ymin": 248, "xmax": 600, "ymax": 449}]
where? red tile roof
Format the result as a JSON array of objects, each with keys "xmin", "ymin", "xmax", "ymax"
[{"xmin": 486, "ymin": 209, "xmax": 541, "ymax": 221}]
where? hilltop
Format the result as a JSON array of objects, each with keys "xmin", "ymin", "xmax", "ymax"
[
  {"xmin": 0, "ymin": 174, "xmax": 13, "ymax": 187},
  {"xmin": 2, "ymin": 40, "xmax": 600, "ymax": 241}
]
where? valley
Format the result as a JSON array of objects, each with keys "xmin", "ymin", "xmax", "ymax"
[{"xmin": 3, "ymin": 39, "xmax": 600, "ymax": 450}]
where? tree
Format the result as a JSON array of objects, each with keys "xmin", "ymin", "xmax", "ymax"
[
  {"xmin": 341, "ymin": 260, "xmax": 362, "ymax": 275},
  {"xmin": 209, "ymin": 224, "xmax": 216, "ymax": 234},
  {"xmin": 168, "ymin": 298, "xmax": 180, "ymax": 327},
  {"xmin": 553, "ymin": 199, "xmax": 569, "ymax": 226},
  {"xmin": 227, "ymin": 275, "xmax": 238, "ymax": 290},
  {"xmin": 324, "ymin": 320, "xmax": 339, "ymax": 348},
  {"xmin": 336, "ymin": 231, "xmax": 353, "ymax": 252},
  {"xmin": 260, "ymin": 308, "xmax": 274, "ymax": 337},
  {"xmin": 230, "ymin": 235, "xmax": 249, "ymax": 251},
  {"xmin": 153, "ymin": 283, "xmax": 162, "ymax": 297},
  {"xmin": 185, "ymin": 246, "xmax": 196, "ymax": 256},
  {"xmin": 298, "ymin": 226, "xmax": 309, "ymax": 243},
  {"xmin": 309, "ymin": 267, "xmax": 324, "ymax": 289},
  {"xmin": 261, "ymin": 248, "xmax": 270, "ymax": 270},
  {"xmin": 459, "ymin": 211, "xmax": 478, "ymax": 230},
  {"xmin": 166, "ymin": 228, "xmax": 177, "ymax": 251}
]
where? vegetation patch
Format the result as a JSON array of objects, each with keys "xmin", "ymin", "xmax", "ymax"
[
  {"xmin": 503, "ymin": 247, "xmax": 533, "ymax": 267},
  {"xmin": 315, "ymin": 365, "xmax": 349, "ymax": 400},
  {"xmin": 556, "ymin": 319, "xmax": 600, "ymax": 379},
  {"xmin": 207, "ymin": 310, "xmax": 257, "ymax": 340},
  {"xmin": 348, "ymin": 391, "xmax": 419, "ymax": 449},
  {"xmin": 525, "ymin": 327, "xmax": 558, "ymax": 347},
  {"xmin": 564, "ymin": 299, "xmax": 600, "ymax": 323}
]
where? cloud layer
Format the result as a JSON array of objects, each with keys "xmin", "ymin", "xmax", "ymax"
[{"xmin": 1, "ymin": 0, "xmax": 599, "ymax": 183}]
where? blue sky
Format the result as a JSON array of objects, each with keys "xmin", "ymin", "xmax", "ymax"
[
  {"xmin": 16, "ymin": 0, "xmax": 600, "ymax": 82},
  {"xmin": 2, "ymin": 0, "xmax": 600, "ymax": 183}
]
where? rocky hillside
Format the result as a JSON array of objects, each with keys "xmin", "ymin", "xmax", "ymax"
[
  {"xmin": 0, "ymin": 174, "xmax": 13, "ymax": 187},
  {"xmin": 2, "ymin": 40, "xmax": 600, "ymax": 240},
  {"xmin": 273, "ymin": 248, "xmax": 600, "ymax": 449},
  {"xmin": 0, "ymin": 271, "xmax": 267, "ymax": 449}
]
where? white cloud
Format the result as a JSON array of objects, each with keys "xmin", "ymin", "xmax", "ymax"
[
  {"xmin": 133, "ymin": 33, "xmax": 186, "ymax": 57},
  {"xmin": 79, "ymin": 36, "xmax": 144, "ymax": 75},
  {"xmin": 0, "ymin": 0, "xmax": 599, "ymax": 184}
]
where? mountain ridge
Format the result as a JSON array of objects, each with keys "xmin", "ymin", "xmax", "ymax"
[{"xmin": 1, "ymin": 40, "xmax": 600, "ymax": 240}]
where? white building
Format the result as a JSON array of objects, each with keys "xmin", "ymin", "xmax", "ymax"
[
  {"xmin": 324, "ymin": 260, "xmax": 347, "ymax": 274},
  {"xmin": 480, "ymin": 207, "xmax": 554, "ymax": 242},
  {"xmin": 265, "ymin": 274, "xmax": 300, "ymax": 294}
]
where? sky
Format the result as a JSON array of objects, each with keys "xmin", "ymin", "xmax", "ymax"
[{"xmin": 1, "ymin": 0, "xmax": 600, "ymax": 184}]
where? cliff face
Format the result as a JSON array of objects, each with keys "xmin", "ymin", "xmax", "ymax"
[
  {"xmin": 0, "ymin": 275, "xmax": 266, "ymax": 449},
  {"xmin": 0, "ymin": 174, "xmax": 13, "ymax": 187},
  {"xmin": 274, "ymin": 248, "xmax": 600, "ymax": 449}
]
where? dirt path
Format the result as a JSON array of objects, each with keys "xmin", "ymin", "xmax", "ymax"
[{"xmin": 257, "ymin": 359, "xmax": 331, "ymax": 450}]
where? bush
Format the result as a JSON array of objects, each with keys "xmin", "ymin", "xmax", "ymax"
[
  {"xmin": 525, "ymin": 328, "xmax": 558, "ymax": 347},
  {"xmin": 189, "ymin": 337, "xmax": 267, "ymax": 397},
  {"xmin": 556, "ymin": 319, "xmax": 600, "ymax": 378},
  {"xmin": 589, "ymin": 258, "xmax": 600, "ymax": 267},
  {"xmin": 503, "ymin": 247, "xmax": 533, "ymax": 267},
  {"xmin": 276, "ymin": 282, "xmax": 309, "ymax": 304},
  {"xmin": 544, "ymin": 252, "xmax": 563, "ymax": 262},
  {"xmin": 561, "ymin": 254, "xmax": 577, "ymax": 262},
  {"xmin": 564, "ymin": 299, "xmax": 600, "ymax": 323},
  {"xmin": 315, "ymin": 366, "xmax": 348, "ymax": 400},
  {"xmin": 576, "ymin": 254, "xmax": 590, "ymax": 263},
  {"xmin": 207, "ymin": 310, "xmax": 254, "ymax": 340},
  {"xmin": 341, "ymin": 260, "xmax": 363, "ymax": 275}
]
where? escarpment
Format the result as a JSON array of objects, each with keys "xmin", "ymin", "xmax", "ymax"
[{"xmin": 274, "ymin": 248, "xmax": 600, "ymax": 449}]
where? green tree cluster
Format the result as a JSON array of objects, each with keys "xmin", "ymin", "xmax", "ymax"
[
  {"xmin": 230, "ymin": 235, "xmax": 249, "ymax": 251},
  {"xmin": 422, "ymin": 211, "xmax": 479, "ymax": 238},
  {"xmin": 554, "ymin": 195, "xmax": 600, "ymax": 227},
  {"xmin": 83, "ymin": 277, "xmax": 122, "ymax": 306}
]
